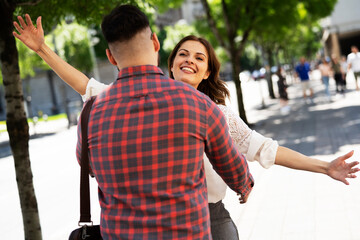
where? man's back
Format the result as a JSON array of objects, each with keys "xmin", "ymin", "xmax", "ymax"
[{"xmin": 77, "ymin": 65, "xmax": 253, "ymax": 239}]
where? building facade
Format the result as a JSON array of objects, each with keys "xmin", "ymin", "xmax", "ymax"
[
  {"xmin": 321, "ymin": 0, "xmax": 360, "ymax": 57},
  {"xmin": 0, "ymin": 60, "xmax": 117, "ymax": 121}
]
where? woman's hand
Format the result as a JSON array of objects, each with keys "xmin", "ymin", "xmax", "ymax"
[
  {"xmin": 327, "ymin": 150, "xmax": 359, "ymax": 185},
  {"xmin": 13, "ymin": 14, "xmax": 44, "ymax": 53}
]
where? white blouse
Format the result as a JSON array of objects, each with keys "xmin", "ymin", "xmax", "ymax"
[
  {"xmin": 205, "ymin": 105, "xmax": 278, "ymax": 203},
  {"xmin": 82, "ymin": 78, "xmax": 278, "ymax": 203}
]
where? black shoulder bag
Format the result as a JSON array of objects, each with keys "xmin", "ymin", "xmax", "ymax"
[{"xmin": 69, "ymin": 97, "xmax": 103, "ymax": 240}]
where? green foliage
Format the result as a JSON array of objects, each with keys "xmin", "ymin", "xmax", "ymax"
[
  {"xmin": 92, "ymin": 26, "xmax": 108, "ymax": 60},
  {"xmin": 239, "ymin": 0, "xmax": 337, "ymax": 68},
  {"xmin": 162, "ymin": 21, "xmax": 199, "ymax": 68},
  {"xmin": 16, "ymin": 0, "xmax": 182, "ymax": 32},
  {"xmin": 302, "ymin": 0, "xmax": 338, "ymax": 20},
  {"xmin": 50, "ymin": 21, "xmax": 94, "ymax": 73},
  {"xmin": 163, "ymin": 20, "xmax": 199, "ymax": 52},
  {"xmin": 194, "ymin": 0, "xmax": 337, "ymax": 70},
  {"xmin": 15, "ymin": 0, "xmax": 183, "ymax": 74},
  {"xmin": 240, "ymin": 44, "xmax": 262, "ymax": 71},
  {"xmin": 16, "ymin": 38, "xmax": 50, "ymax": 79},
  {"xmin": 16, "ymin": 0, "xmax": 135, "ymax": 32},
  {"xmin": 157, "ymin": 28, "xmax": 168, "ymax": 68}
]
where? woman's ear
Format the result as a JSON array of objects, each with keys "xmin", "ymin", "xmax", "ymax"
[
  {"xmin": 203, "ymin": 70, "xmax": 210, "ymax": 80},
  {"xmin": 106, "ymin": 49, "xmax": 117, "ymax": 66},
  {"xmin": 170, "ymin": 64, "xmax": 174, "ymax": 74}
]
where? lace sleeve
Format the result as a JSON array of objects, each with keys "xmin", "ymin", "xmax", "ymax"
[
  {"xmin": 81, "ymin": 78, "xmax": 109, "ymax": 102},
  {"xmin": 217, "ymin": 105, "xmax": 252, "ymax": 152},
  {"xmin": 217, "ymin": 105, "xmax": 278, "ymax": 168}
]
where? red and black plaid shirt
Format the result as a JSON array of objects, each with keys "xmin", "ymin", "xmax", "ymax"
[{"xmin": 76, "ymin": 65, "xmax": 253, "ymax": 239}]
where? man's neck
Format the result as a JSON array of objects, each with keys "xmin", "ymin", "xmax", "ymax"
[{"xmin": 117, "ymin": 57, "xmax": 157, "ymax": 70}]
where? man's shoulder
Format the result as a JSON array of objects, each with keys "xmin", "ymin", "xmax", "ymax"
[
  {"xmin": 167, "ymin": 79, "xmax": 209, "ymax": 99},
  {"xmin": 347, "ymin": 53, "xmax": 355, "ymax": 59}
]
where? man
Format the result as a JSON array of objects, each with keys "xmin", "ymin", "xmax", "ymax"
[
  {"xmin": 295, "ymin": 57, "xmax": 314, "ymax": 100},
  {"xmin": 347, "ymin": 45, "xmax": 360, "ymax": 91},
  {"xmin": 76, "ymin": 5, "xmax": 253, "ymax": 239}
]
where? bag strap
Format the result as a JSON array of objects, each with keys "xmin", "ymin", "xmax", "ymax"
[{"xmin": 79, "ymin": 97, "xmax": 96, "ymax": 224}]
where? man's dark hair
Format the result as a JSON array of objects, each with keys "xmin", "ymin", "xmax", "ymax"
[{"xmin": 101, "ymin": 4, "xmax": 150, "ymax": 43}]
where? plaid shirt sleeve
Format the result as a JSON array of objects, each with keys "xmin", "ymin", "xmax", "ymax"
[{"xmin": 204, "ymin": 99, "xmax": 254, "ymax": 197}]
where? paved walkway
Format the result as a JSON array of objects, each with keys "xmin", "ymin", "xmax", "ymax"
[
  {"xmin": 1, "ymin": 71, "xmax": 360, "ymax": 239},
  {"xmin": 224, "ymin": 73, "xmax": 360, "ymax": 240}
]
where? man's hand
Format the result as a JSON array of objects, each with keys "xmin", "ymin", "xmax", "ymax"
[
  {"xmin": 327, "ymin": 150, "xmax": 359, "ymax": 185},
  {"xmin": 237, "ymin": 189, "xmax": 252, "ymax": 204},
  {"xmin": 13, "ymin": 14, "xmax": 44, "ymax": 53}
]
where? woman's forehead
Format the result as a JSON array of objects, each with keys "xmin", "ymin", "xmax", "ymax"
[{"xmin": 179, "ymin": 40, "xmax": 208, "ymax": 55}]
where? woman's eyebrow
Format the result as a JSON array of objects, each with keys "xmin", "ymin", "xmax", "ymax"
[
  {"xmin": 178, "ymin": 48, "xmax": 207, "ymax": 58},
  {"xmin": 178, "ymin": 48, "xmax": 189, "ymax": 53}
]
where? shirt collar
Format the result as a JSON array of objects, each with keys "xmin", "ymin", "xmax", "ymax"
[{"xmin": 117, "ymin": 65, "xmax": 164, "ymax": 80}]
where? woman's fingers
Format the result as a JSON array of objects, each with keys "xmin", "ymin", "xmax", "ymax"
[
  {"xmin": 36, "ymin": 16, "xmax": 43, "ymax": 33},
  {"xmin": 342, "ymin": 150, "xmax": 354, "ymax": 160},
  {"xmin": 25, "ymin": 14, "xmax": 34, "ymax": 27},
  {"xmin": 13, "ymin": 21, "xmax": 22, "ymax": 34},
  {"xmin": 17, "ymin": 15, "xmax": 27, "ymax": 29},
  {"xmin": 348, "ymin": 161, "xmax": 359, "ymax": 169}
]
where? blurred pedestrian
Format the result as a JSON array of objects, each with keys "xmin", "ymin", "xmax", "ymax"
[
  {"xmin": 331, "ymin": 54, "xmax": 346, "ymax": 94},
  {"xmin": 347, "ymin": 45, "xmax": 360, "ymax": 91},
  {"xmin": 340, "ymin": 55, "xmax": 348, "ymax": 88},
  {"xmin": 318, "ymin": 57, "xmax": 332, "ymax": 102},
  {"xmin": 276, "ymin": 66, "xmax": 290, "ymax": 114},
  {"xmin": 295, "ymin": 57, "xmax": 314, "ymax": 101}
]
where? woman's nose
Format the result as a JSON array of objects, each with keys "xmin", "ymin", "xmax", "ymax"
[{"xmin": 185, "ymin": 55, "xmax": 194, "ymax": 64}]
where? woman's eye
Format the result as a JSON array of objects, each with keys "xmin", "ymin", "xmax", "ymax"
[
  {"xmin": 197, "ymin": 57, "xmax": 204, "ymax": 61},
  {"xmin": 179, "ymin": 53, "xmax": 186, "ymax": 56}
]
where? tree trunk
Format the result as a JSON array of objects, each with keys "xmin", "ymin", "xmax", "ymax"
[
  {"xmin": 0, "ymin": 1, "xmax": 42, "ymax": 239},
  {"xmin": 47, "ymin": 70, "xmax": 59, "ymax": 115},
  {"xmin": 265, "ymin": 47, "xmax": 275, "ymax": 99},
  {"xmin": 230, "ymin": 53, "xmax": 249, "ymax": 125}
]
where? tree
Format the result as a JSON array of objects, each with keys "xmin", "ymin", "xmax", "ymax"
[
  {"xmin": 252, "ymin": 2, "xmax": 327, "ymax": 69},
  {"xmin": 0, "ymin": 2, "xmax": 42, "ymax": 240},
  {"xmin": 0, "ymin": 1, "xmax": 179, "ymax": 239},
  {"xmin": 198, "ymin": 0, "xmax": 337, "ymax": 124}
]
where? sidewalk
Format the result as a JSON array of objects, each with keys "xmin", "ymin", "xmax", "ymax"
[
  {"xmin": 224, "ymin": 76, "xmax": 360, "ymax": 240},
  {"xmin": 1, "ymin": 74, "xmax": 360, "ymax": 239}
]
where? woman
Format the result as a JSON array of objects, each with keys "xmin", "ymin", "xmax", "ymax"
[
  {"xmin": 13, "ymin": 14, "xmax": 359, "ymax": 240},
  {"xmin": 276, "ymin": 66, "xmax": 290, "ymax": 114},
  {"xmin": 318, "ymin": 57, "xmax": 332, "ymax": 102},
  {"xmin": 331, "ymin": 54, "xmax": 346, "ymax": 94}
]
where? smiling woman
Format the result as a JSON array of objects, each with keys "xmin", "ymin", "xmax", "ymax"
[
  {"xmin": 168, "ymin": 35, "xmax": 229, "ymax": 105},
  {"xmin": 170, "ymin": 40, "xmax": 210, "ymax": 88}
]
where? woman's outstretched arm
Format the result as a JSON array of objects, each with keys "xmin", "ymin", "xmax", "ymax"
[
  {"xmin": 221, "ymin": 105, "xmax": 359, "ymax": 185},
  {"xmin": 275, "ymin": 147, "xmax": 359, "ymax": 185},
  {"xmin": 13, "ymin": 14, "xmax": 89, "ymax": 95}
]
